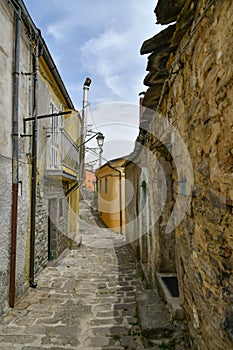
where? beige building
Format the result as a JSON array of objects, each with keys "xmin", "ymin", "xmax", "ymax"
[{"xmin": 0, "ymin": 0, "xmax": 81, "ymax": 315}]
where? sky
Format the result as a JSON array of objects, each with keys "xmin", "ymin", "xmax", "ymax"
[{"xmin": 23, "ymin": 0, "xmax": 162, "ymax": 164}]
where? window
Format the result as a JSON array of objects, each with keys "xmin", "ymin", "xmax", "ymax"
[
  {"xmin": 105, "ymin": 178, "xmax": 108, "ymax": 193},
  {"xmin": 99, "ymin": 179, "xmax": 102, "ymax": 193},
  {"xmin": 50, "ymin": 102, "xmax": 59, "ymax": 168}
]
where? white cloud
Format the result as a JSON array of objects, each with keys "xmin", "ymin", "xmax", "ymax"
[
  {"xmin": 24, "ymin": 0, "xmax": 161, "ymax": 106},
  {"xmin": 78, "ymin": 0, "xmax": 161, "ymax": 104},
  {"xmin": 47, "ymin": 23, "xmax": 66, "ymax": 41},
  {"xmin": 23, "ymin": 0, "xmax": 161, "ymax": 159}
]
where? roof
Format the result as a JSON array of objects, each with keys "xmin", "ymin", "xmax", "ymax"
[{"xmin": 96, "ymin": 155, "xmax": 129, "ymax": 172}]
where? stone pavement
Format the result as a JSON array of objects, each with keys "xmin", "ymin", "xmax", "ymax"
[{"xmin": 0, "ymin": 199, "xmax": 187, "ymax": 350}]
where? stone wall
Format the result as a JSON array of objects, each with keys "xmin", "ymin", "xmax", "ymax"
[
  {"xmin": 126, "ymin": 139, "xmax": 177, "ymax": 286},
  {"xmin": 34, "ymin": 182, "xmax": 49, "ymax": 276},
  {"xmin": 164, "ymin": 1, "xmax": 233, "ymax": 348},
  {"xmin": 0, "ymin": 156, "xmax": 12, "ymax": 315},
  {"xmin": 126, "ymin": 0, "xmax": 233, "ymax": 348},
  {"xmin": 0, "ymin": 0, "xmax": 31, "ymax": 313},
  {"xmin": 49, "ymin": 195, "xmax": 71, "ymax": 261}
]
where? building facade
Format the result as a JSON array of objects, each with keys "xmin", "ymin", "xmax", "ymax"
[
  {"xmin": 96, "ymin": 157, "xmax": 127, "ymax": 234},
  {"xmin": 84, "ymin": 169, "xmax": 96, "ymax": 192},
  {"xmin": 0, "ymin": 0, "xmax": 81, "ymax": 315},
  {"xmin": 126, "ymin": 0, "xmax": 233, "ymax": 349}
]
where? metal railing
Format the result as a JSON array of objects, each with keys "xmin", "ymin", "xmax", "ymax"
[
  {"xmin": 61, "ymin": 129, "xmax": 79, "ymax": 172},
  {"xmin": 46, "ymin": 128, "xmax": 79, "ymax": 174}
]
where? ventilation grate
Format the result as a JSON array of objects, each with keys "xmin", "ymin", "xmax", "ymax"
[{"xmin": 161, "ymin": 276, "xmax": 179, "ymax": 298}]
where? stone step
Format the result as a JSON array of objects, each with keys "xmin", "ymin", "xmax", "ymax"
[{"xmin": 136, "ymin": 290, "xmax": 175, "ymax": 343}]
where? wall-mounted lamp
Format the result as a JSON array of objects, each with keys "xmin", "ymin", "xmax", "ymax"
[
  {"xmin": 96, "ymin": 132, "xmax": 105, "ymax": 167},
  {"xmin": 79, "ymin": 131, "xmax": 105, "ymax": 149},
  {"xmin": 96, "ymin": 132, "xmax": 105, "ymax": 148}
]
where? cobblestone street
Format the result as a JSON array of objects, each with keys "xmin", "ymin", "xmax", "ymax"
[{"xmin": 0, "ymin": 200, "xmax": 183, "ymax": 350}]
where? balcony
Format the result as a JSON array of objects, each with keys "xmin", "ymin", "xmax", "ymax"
[{"xmin": 45, "ymin": 128, "xmax": 79, "ymax": 181}]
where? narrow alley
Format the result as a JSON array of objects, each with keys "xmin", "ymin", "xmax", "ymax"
[{"xmin": 0, "ymin": 200, "xmax": 186, "ymax": 350}]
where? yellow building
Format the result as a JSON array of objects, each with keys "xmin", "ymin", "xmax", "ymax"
[
  {"xmin": 96, "ymin": 157, "xmax": 127, "ymax": 234},
  {"xmin": 38, "ymin": 52, "xmax": 81, "ymax": 259}
]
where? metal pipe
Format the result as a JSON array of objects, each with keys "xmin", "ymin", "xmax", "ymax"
[
  {"xmin": 99, "ymin": 148, "xmax": 103, "ymax": 167},
  {"xmin": 107, "ymin": 163, "xmax": 123, "ymax": 234},
  {"xmin": 29, "ymin": 42, "xmax": 39, "ymax": 288},
  {"xmin": 80, "ymin": 78, "xmax": 91, "ymax": 184},
  {"xmin": 24, "ymin": 110, "xmax": 71, "ymax": 122},
  {"xmin": 9, "ymin": 7, "xmax": 21, "ymax": 308}
]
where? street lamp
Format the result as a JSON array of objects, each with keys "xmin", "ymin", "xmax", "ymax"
[
  {"xmin": 79, "ymin": 131, "xmax": 105, "ymax": 181},
  {"xmin": 96, "ymin": 132, "xmax": 105, "ymax": 147},
  {"xmin": 96, "ymin": 132, "xmax": 105, "ymax": 166}
]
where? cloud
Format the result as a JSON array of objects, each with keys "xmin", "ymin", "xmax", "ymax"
[
  {"xmin": 78, "ymin": 0, "xmax": 161, "ymax": 104},
  {"xmin": 23, "ymin": 0, "xmax": 162, "ymax": 161},
  {"xmin": 24, "ymin": 0, "xmax": 161, "ymax": 108}
]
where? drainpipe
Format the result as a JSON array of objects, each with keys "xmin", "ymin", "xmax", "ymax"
[
  {"xmin": 9, "ymin": 7, "xmax": 21, "ymax": 308},
  {"xmin": 107, "ymin": 163, "xmax": 123, "ymax": 234},
  {"xmin": 29, "ymin": 41, "xmax": 39, "ymax": 288}
]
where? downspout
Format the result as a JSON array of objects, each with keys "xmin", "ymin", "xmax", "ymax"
[
  {"xmin": 9, "ymin": 7, "xmax": 21, "ymax": 308},
  {"xmin": 29, "ymin": 41, "xmax": 39, "ymax": 288},
  {"xmin": 107, "ymin": 163, "xmax": 123, "ymax": 234}
]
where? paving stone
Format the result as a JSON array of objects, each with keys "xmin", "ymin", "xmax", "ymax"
[
  {"xmin": 0, "ymin": 334, "xmax": 38, "ymax": 344},
  {"xmin": 137, "ymin": 290, "xmax": 175, "ymax": 340},
  {"xmin": 85, "ymin": 336, "xmax": 115, "ymax": 347},
  {"xmin": 0, "ymin": 199, "xmax": 186, "ymax": 349}
]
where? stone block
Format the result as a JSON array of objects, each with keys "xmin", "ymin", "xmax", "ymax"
[
  {"xmin": 144, "ymin": 71, "xmax": 167, "ymax": 88},
  {"xmin": 136, "ymin": 290, "xmax": 175, "ymax": 340},
  {"xmin": 209, "ymin": 189, "xmax": 227, "ymax": 210},
  {"xmin": 198, "ymin": 160, "xmax": 210, "ymax": 177},
  {"xmin": 223, "ymin": 310, "xmax": 233, "ymax": 343},
  {"xmin": 140, "ymin": 24, "xmax": 176, "ymax": 55},
  {"xmin": 147, "ymin": 47, "xmax": 176, "ymax": 72},
  {"xmin": 155, "ymin": 0, "xmax": 186, "ymax": 25},
  {"xmin": 142, "ymin": 85, "xmax": 164, "ymax": 110}
]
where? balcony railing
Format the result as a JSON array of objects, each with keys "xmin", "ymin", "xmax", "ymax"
[{"xmin": 46, "ymin": 128, "xmax": 79, "ymax": 178}]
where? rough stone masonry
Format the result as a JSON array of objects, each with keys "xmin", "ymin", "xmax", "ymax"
[{"xmin": 126, "ymin": 0, "xmax": 233, "ymax": 349}]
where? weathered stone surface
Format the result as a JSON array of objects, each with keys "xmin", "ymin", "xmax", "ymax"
[
  {"xmin": 142, "ymin": 85, "xmax": 164, "ymax": 110},
  {"xmin": 0, "ymin": 201, "xmax": 190, "ymax": 350},
  {"xmin": 198, "ymin": 160, "xmax": 210, "ymax": 177},
  {"xmin": 137, "ymin": 290, "xmax": 175, "ymax": 339},
  {"xmin": 155, "ymin": 0, "xmax": 186, "ymax": 25},
  {"xmin": 209, "ymin": 189, "xmax": 228, "ymax": 210},
  {"xmin": 146, "ymin": 47, "xmax": 176, "ymax": 72},
  {"xmin": 140, "ymin": 24, "xmax": 176, "ymax": 55},
  {"xmin": 127, "ymin": 1, "xmax": 233, "ymax": 350},
  {"xmin": 171, "ymin": 0, "xmax": 198, "ymax": 47},
  {"xmin": 144, "ymin": 71, "xmax": 167, "ymax": 87},
  {"xmin": 224, "ymin": 311, "xmax": 233, "ymax": 342}
]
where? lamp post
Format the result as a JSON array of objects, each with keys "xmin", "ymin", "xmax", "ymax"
[{"xmin": 79, "ymin": 132, "xmax": 105, "ymax": 178}]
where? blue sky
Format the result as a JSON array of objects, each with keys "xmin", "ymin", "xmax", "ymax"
[
  {"xmin": 23, "ymin": 0, "xmax": 161, "ymax": 108},
  {"xmin": 23, "ymin": 0, "xmax": 162, "ymax": 162}
]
